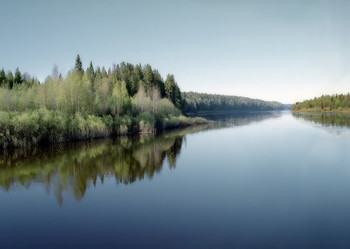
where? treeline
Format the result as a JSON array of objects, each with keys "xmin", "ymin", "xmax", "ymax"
[
  {"xmin": 292, "ymin": 93, "xmax": 350, "ymax": 112},
  {"xmin": 0, "ymin": 55, "xmax": 206, "ymax": 148},
  {"xmin": 183, "ymin": 92, "xmax": 287, "ymax": 113},
  {"xmin": 0, "ymin": 67, "xmax": 40, "ymax": 89}
]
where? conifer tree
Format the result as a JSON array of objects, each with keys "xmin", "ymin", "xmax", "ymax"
[
  {"xmin": 165, "ymin": 74, "xmax": 182, "ymax": 109},
  {"xmin": 14, "ymin": 68, "xmax": 23, "ymax": 85},
  {"xmin": 153, "ymin": 69, "xmax": 165, "ymax": 98},
  {"xmin": 101, "ymin": 67, "xmax": 107, "ymax": 78},
  {"xmin": 0, "ymin": 68, "xmax": 5, "ymax": 87},
  {"xmin": 6, "ymin": 71, "xmax": 14, "ymax": 89},
  {"xmin": 135, "ymin": 64, "xmax": 143, "ymax": 82},
  {"xmin": 165, "ymin": 74, "xmax": 175, "ymax": 103},
  {"xmin": 86, "ymin": 61, "xmax": 95, "ymax": 83},
  {"xmin": 143, "ymin": 64, "xmax": 154, "ymax": 92},
  {"xmin": 75, "ymin": 54, "xmax": 84, "ymax": 74}
]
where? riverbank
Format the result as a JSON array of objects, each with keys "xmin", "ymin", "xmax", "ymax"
[
  {"xmin": 0, "ymin": 109, "xmax": 208, "ymax": 148},
  {"xmin": 0, "ymin": 58, "xmax": 210, "ymax": 149},
  {"xmin": 292, "ymin": 93, "xmax": 350, "ymax": 113},
  {"xmin": 291, "ymin": 109, "xmax": 350, "ymax": 113}
]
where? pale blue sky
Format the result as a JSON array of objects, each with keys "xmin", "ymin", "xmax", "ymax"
[{"xmin": 0, "ymin": 0, "xmax": 349, "ymax": 103}]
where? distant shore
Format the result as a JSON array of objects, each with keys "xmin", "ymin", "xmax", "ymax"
[{"xmin": 291, "ymin": 109, "xmax": 350, "ymax": 114}]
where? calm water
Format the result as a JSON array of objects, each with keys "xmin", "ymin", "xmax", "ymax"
[{"xmin": 1, "ymin": 111, "xmax": 350, "ymax": 249}]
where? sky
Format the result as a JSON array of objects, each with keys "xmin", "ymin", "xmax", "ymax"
[{"xmin": 0, "ymin": 0, "xmax": 349, "ymax": 103}]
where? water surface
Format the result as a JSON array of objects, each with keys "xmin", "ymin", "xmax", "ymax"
[{"xmin": 1, "ymin": 111, "xmax": 350, "ymax": 249}]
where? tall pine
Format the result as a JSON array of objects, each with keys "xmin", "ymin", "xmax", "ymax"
[
  {"xmin": 14, "ymin": 68, "xmax": 23, "ymax": 85},
  {"xmin": 6, "ymin": 71, "xmax": 14, "ymax": 89},
  {"xmin": 0, "ymin": 69, "xmax": 5, "ymax": 87},
  {"xmin": 86, "ymin": 61, "xmax": 95, "ymax": 83},
  {"xmin": 143, "ymin": 64, "xmax": 154, "ymax": 92},
  {"xmin": 75, "ymin": 54, "xmax": 84, "ymax": 74},
  {"xmin": 165, "ymin": 74, "xmax": 182, "ymax": 110}
]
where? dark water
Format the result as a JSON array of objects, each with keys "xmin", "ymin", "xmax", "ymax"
[{"xmin": 1, "ymin": 111, "xmax": 350, "ymax": 249}]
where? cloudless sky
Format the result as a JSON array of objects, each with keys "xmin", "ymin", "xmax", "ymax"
[{"xmin": 1, "ymin": 0, "xmax": 349, "ymax": 103}]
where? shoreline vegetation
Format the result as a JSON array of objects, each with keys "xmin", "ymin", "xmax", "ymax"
[
  {"xmin": 0, "ymin": 55, "xmax": 208, "ymax": 148},
  {"xmin": 292, "ymin": 94, "xmax": 350, "ymax": 113},
  {"xmin": 292, "ymin": 109, "xmax": 350, "ymax": 113},
  {"xmin": 0, "ymin": 55, "xmax": 287, "ymax": 148}
]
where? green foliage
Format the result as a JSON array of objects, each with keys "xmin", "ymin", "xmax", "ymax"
[
  {"xmin": 132, "ymin": 84, "xmax": 153, "ymax": 113},
  {"xmin": 115, "ymin": 115, "xmax": 132, "ymax": 135},
  {"xmin": 137, "ymin": 112, "xmax": 155, "ymax": 133},
  {"xmin": 0, "ymin": 57, "xmax": 208, "ymax": 148},
  {"xmin": 162, "ymin": 115, "xmax": 208, "ymax": 129},
  {"xmin": 292, "ymin": 94, "xmax": 350, "ymax": 112},
  {"xmin": 0, "ymin": 109, "xmax": 116, "ymax": 148},
  {"xmin": 154, "ymin": 98, "xmax": 181, "ymax": 118}
]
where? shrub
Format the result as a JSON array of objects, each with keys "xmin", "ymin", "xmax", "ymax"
[
  {"xmin": 155, "ymin": 98, "xmax": 181, "ymax": 118},
  {"xmin": 137, "ymin": 112, "xmax": 155, "ymax": 133},
  {"xmin": 162, "ymin": 115, "xmax": 180, "ymax": 129},
  {"xmin": 115, "ymin": 115, "xmax": 132, "ymax": 135},
  {"xmin": 38, "ymin": 108, "xmax": 67, "ymax": 143},
  {"xmin": 162, "ymin": 115, "xmax": 207, "ymax": 129}
]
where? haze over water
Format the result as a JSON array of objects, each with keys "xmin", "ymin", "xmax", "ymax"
[{"xmin": 1, "ymin": 111, "xmax": 350, "ymax": 249}]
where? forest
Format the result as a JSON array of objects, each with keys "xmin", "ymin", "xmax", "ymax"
[
  {"xmin": 183, "ymin": 92, "xmax": 289, "ymax": 113},
  {"xmin": 292, "ymin": 94, "xmax": 350, "ymax": 112},
  {"xmin": 0, "ymin": 55, "xmax": 207, "ymax": 148}
]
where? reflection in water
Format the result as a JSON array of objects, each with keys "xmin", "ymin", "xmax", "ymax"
[
  {"xmin": 208, "ymin": 111, "xmax": 283, "ymax": 127},
  {"xmin": 0, "ymin": 112, "xmax": 281, "ymax": 205},
  {"xmin": 0, "ymin": 126, "xmax": 207, "ymax": 205},
  {"xmin": 292, "ymin": 112, "xmax": 350, "ymax": 128},
  {"xmin": 3, "ymin": 111, "xmax": 350, "ymax": 249},
  {"xmin": 192, "ymin": 111, "xmax": 284, "ymax": 132}
]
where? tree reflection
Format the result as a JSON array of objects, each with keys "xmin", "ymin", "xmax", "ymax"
[
  {"xmin": 0, "ymin": 125, "xmax": 207, "ymax": 205},
  {"xmin": 0, "ymin": 112, "xmax": 280, "ymax": 205},
  {"xmin": 292, "ymin": 112, "xmax": 350, "ymax": 128}
]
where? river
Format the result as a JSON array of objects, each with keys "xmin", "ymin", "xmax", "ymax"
[{"xmin": 1, "ymin": 111, "xmax": 350, "ymax": 249}]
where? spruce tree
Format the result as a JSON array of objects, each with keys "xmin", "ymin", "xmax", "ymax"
[
  {"xmin": 6, "ymin": 71, "xmax": 14, "ymax": 89},
  {"xmin": 14, "ymin": 68, "xmax": 23, "ymax": 85},
  {"xmin": 86, "ymin": 61, "xmax": 95, "ymax": 83},
  {"xmin": 0, "ymin": 68, "xmax": 5, "ymax": 87},
  {"xmin": 75, "ymin": 54, "xmax": 84, "ymax": 74},
  {"xmin": 143, "ymin": 64, "xmax": 154, "ymax": 92},
  {"xmin": 135, "ymin": 64, "xmax": 143, "ymax": 82},
  {"xmin": 165, "ymin": 74, "xmax": 175, "ymax": 103},
  {"xmin": 165, "ymin": 74, "xmax": 182, "ymax": 109},
  {"xmin": 153, "ymin": 69, "xmax": 165, "ymax": 98},
  {"xmin": 101, "ymin": 67, "xmax": 107, "ymax": 78}
]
